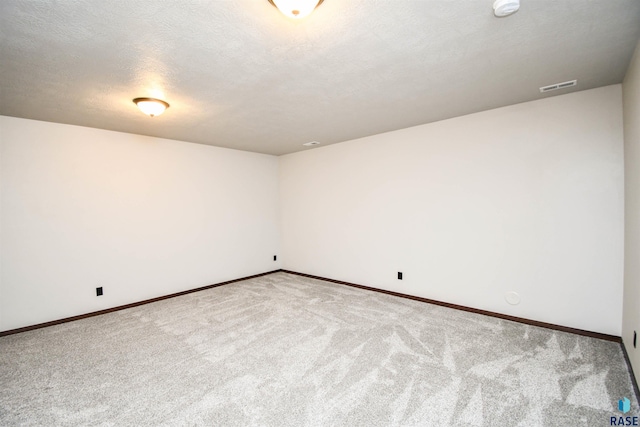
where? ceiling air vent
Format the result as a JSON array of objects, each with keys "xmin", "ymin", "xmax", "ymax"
[
  {"xmin": 539, "ymin": 80, "xmax": 577, "ymax": 93},
  {"xmin": 303, "ymin": 141, "xmax": 321, "ymax": 146}
]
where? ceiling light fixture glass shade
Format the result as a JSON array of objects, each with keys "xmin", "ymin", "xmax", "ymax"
[
  {"xmin": 133, "ymin": 97, "xmax": 170, "ymax": 117},
  {"xmin": 267, "ymin": 0, "xmax": 324, "ymax": 19}
]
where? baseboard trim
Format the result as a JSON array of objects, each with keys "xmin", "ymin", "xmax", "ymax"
[
  {"xmin": 621, "ymin": 340, "xmax": 640, "ymax": 405},
  {"xmin": 1, "ymin": 268, "xmax": 623, "ymax": 345},
  {"xmin": 0, "ymin": 270, "xmax": 280, "ymax": 337},
  {"xmin": 281, "ymin": 270, "xmax": 622, "ymax": 343}
]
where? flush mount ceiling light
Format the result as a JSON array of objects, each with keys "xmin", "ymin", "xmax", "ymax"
[
  {"xmin": 267, "ymin": 0, "xmax": 324, "ymax": 19},
  {"xmin": 133, "ymin": 97, "xmax": 170, "ymax": 117},
  {"xmin": 493, "ymin": 0, "xmax": 520, "ymax": 17}
]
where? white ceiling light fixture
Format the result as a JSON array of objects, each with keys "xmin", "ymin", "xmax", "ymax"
[
  {"xmin": 133, "ymin": 97, "xmax": 170, "ymax": 117},
  {"xmin": 302, "ymin": 141, "xmax": 321, "ymax": 146},
  {"xmin": 493, "ymin": 0, "xmax": 520, "ymax": 17},
  {"xmin": 267, "ymin": 0, "xmax": 324, "ymax": 19}
]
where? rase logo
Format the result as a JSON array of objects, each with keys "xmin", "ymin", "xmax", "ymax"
[{"xmin": 611, "ymin": 397, "xmax": 638, "ymax": 426}]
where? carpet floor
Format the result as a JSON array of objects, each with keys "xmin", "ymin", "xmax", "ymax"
[{"xmin": 0, "ymin": 272, "xmax": 638, "ymax": 426}]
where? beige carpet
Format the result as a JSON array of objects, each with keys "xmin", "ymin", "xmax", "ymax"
[{"xmin": 0, "ymin": 272, "xmax": 637, "ymax": 426}]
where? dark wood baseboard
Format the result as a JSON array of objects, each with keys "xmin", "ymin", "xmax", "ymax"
[
  {"xmin": 2, "ymin": 267, "xmax": 637, "ymax": 408},
  {"xmin": 283, "ymin": 269, "xmax": 640, "ymax": 394},
  {"xmin": 621, "ymin": 339, "xmax": 640, "ymax": 405},
  {"xmin": 281, "ymin": 270, "xmax": 622, "ymax": 343},
  {"xmin": 0, "ymin": 270, "xmax": 280, "ymax": 337},
  {"xmin": 284, "ymin": 270, "xmax": 640, "ymax": 403},
  {"xmin": 0, "ymin": 268, "xmax": 625, "ymax": 346},
  {"xmin": 3, "ymin": 268, "xmax": 637, "ymax": 396}
]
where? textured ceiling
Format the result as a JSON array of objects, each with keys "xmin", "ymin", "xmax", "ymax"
[{"xmin": 1, "ymin": 0, "xmax": 639, "ymax": 156}]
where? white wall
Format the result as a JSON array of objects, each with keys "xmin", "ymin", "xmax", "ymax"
[
  {"xmin": 0, "ymin": 85, "xmax": 627, "ymax": 337},
  {"xmin": 623, "ymin": 40, "xmax": 640, "ymax": 381},
  {"xmin": 0, "ymin": 116, "xmax": 280, "ymax": 332},
  {"xmin": 280, "ymin": 85, "xmax": 624, "ymax": 336}
]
